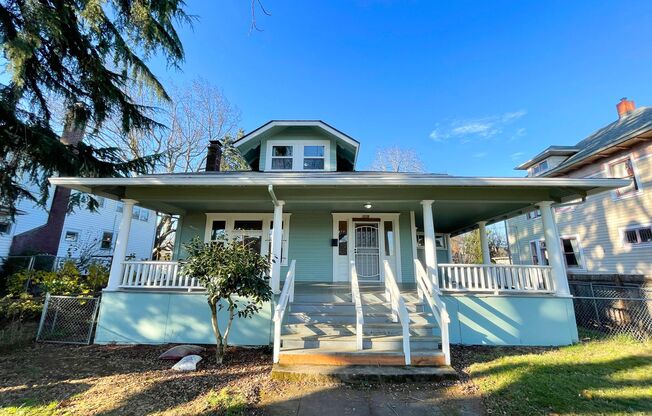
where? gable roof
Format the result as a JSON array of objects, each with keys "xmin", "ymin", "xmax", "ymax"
[
  {"xmin": 233, "ymin": 120, "xmax": 360, "ymax": 171},
  {"xmin": 522, "ymin": 107, "xmax": 652, "ymax": 176}
]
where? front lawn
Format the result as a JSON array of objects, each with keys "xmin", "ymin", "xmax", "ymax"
[{"xmin": 459, "ymin": 336, "xmax": 652, "ymax": 415}]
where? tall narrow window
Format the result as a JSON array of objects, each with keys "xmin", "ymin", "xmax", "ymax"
[
  {"xmin": 338, "ymin": 221, "xmax": 348, "ymax": 255},
  {"xmin": 530, "ymin": 241, "xmax": 540, "ymax": 265},
  {"xmin": 271, "ymin": 146, "xmax": 293, "ymax": 170},
  {"xmin": 561, "ymin": 237, "xmax": 582, "ymax": 268},
  {"xmin": 610, "ymin": 157, "xmax": 640, "ymax": 197},
  {"xmin": 383, "ymin": 221, "xmax": 394, "ymax": 256},
  {"xmin": 211, "ymin": 220, "xmax": 227, "ymax": 241},
  {"xmin": 526, "ymin": 209, "xmax": 541, "ymax": 220},
  {"xmin": 100, "ymin": 232, "xmax": 113, "ymax": 250},
  {"xmin": 303, "ymin": 145, "xmax": 325, "ymax": 170}
]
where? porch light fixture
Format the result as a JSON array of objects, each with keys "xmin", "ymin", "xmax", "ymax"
[{"xmin": 363, "ymin": 202, "xmax": 372, "ymax": 209}]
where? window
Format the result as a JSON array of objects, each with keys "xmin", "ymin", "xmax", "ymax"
[
  {"xmin": 416, "ymin": 232, "xmax": 446, "ymax": 249},
  {"xmin": 211, "ymin": 220, "xmax": 227, "ymax": 241},
  {"xmin": 530, "ymin": 241, "xmax": 540, "ymax": 265},
  {"xmin": 609, "ymin": 157, "xmax": 640, "ymax": 197},
  {"xmin": 623, "ymin": 226, "xmax": 652, "ymax": 246},
  {"xmin": 531, "ymin": 160, "xmax": 549, "ymax": 176},
  {"xmin": 116, "ymin": 202, "xmax": 123, "ymax": 213},
  {"xmin": 64, "ymin": 231, "xmax": 79, "ymax": 242},
  {"xmin": 338, "ymin": 220, "xmax": 348, "ymax": 255},
  {"xmin": 0, "ymin": 219, "xmax": 11, "ymax": 235},
  {"xmin": 435, "ymin": 235, "xmax": 446, "ymax": 249},
  {"xmin": 100, "ymin": 232, "xmax": 113, "ymax": 250},
  {"xmin": 131, "ymin": 206, "xmax": 150, "ymax": 222},
  {"xmin": 526, "ymin": 209, "xmax": 541, "ymax": 220},
  {"xmin": 561, "ymin": 237, "xmax": 583, "ymax": 268},
  {"xmin": 96, "ymin": 196, "xmax": 106, "ymax": 208},
  {"xmin": 303, "ymin": 145, "xmax": 325, "ymax": 170},
  {"xmin": 271, "ymin": 146, "xmax": 293, "ymax": 170},
  {"xmin": 384, "ymin": 221, "xmax": 394, "ymax": 256}
]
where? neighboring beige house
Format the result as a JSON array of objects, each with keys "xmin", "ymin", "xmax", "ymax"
[{"xmin": 507, "ymin": 99, "xmax": 652, "ymax": 285}]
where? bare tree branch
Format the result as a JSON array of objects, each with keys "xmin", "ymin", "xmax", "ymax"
[{"xmin": 369, "ymin": 146, "xmax": 426, "ymax": 173}]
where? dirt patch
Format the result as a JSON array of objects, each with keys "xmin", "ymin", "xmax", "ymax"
[{"xmin": 0, "ymin": 344, "xmax": 486, "ymax": 415}]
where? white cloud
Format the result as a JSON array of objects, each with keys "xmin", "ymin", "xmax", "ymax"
[
  {"xmin": 473, "ymin": 152, "xmax": 488, "ymax": 158},
  {"xmin": 510, "ymin": 151, "xmax": 525, "ymax": 161},
  {"xmin": 430, "ymin": 110, "xmax": 527, "ymax": 143}
]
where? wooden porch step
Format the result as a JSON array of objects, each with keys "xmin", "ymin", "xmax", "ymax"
[{"xmin": 277, "ymin": 350, "xmax": 447, "ymax": 367}]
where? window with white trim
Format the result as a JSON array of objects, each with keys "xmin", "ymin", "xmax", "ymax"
[
  {"xmin": 416, "ymin": 232, "xmax": 447, "ymax": 249},
  {"xmin": 100, "ymin": 231, "xmax": 113, "ymax": 250},
  {"xmin": 526, "ymin": 209, "xmax": 541, "ymax": 220},
  {"xmin": 609, "ymin": 157, "xmax": 641, "ymax": 198},
  {"xmin": 530, "ymin": 160, "xmax": 549, "ymax": 176},
  {"xmin": 303, "ymin": 145, "xmax": 325, "ymax": 170},
  {"xmin": 530, "ymin": 237, "xmax": 584, "ymax": 268},
  {"xmin": 271, "ymin": 145, "xmax": 293, "ymax": 170},
  {"xmin": 64, "ymin": 231, "xmax": 79, "ymax": 242},
  {"xmin": 623, "ymin": 225, "xmax": 652, "ymax": 246},
  {"xmin": 205, "ymin": 214, "xmax": 290, "ymax": 266}
]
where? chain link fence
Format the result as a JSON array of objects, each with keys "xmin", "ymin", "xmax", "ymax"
[
  {"xmin": 570, "ymin": 282, "xmax": 652, "ymax": 341},
  {"xmin": 36, "ymin": 294, "xmax": 100, "ymax": 344}
]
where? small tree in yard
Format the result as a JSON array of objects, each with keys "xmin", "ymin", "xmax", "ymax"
[{"xmin": 182, "ymin": 237, "xmax": 272, "ymax": 364}]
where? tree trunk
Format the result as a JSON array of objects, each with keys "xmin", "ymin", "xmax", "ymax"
[{"xmin": 209, "ymin": 299, "xmax": 225, "ymax": 364}]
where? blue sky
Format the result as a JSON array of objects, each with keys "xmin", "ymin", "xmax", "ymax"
[{"xmin": 150, "ymin": 0, "xmax": 652, "ymax": 176}]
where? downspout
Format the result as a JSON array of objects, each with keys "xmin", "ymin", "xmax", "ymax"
[{"xmin": 268, "ymin": 185, "xmax": 279, "ymax": 207}]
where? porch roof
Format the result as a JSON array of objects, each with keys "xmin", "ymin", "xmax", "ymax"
[{"xmin": 49, "ymin": 171, "xmax": 628, "ymax": 236}]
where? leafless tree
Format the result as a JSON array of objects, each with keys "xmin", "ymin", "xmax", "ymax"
[
  {"xmin": 369, "ymin": 146, "xmax": 426, "ymax": 173},
  {"xmin": 88, "ymin": 78, "xmax": 247, "ymax": 259}
]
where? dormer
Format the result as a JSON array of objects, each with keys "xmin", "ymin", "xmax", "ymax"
[
  {"xmin": 233, "ymin": 121, "xmax": 360, "ymax": 172},
  {"xmin": 516, "ymin": 146, "xmax": 579, "ymax": 177}
]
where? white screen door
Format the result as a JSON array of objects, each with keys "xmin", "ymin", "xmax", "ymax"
[{"xmin": 354, "ymin": 222, "xmax": 380, "ymax": 280}]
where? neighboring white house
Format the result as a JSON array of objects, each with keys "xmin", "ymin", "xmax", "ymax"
[
  {"xmin": 507, "ymin": 99, "xmax": 652, "ymax": 284},
  {"xmin": 0, "ymin": 183, "xmax": 156, "ymax": 263}
]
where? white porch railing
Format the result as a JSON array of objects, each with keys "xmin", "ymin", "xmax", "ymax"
[
  {"xmin": 119, "ymin": 261, "xmax": 202, "ymax": 290},
  {"xmin": 437, "ymin": 263, "xmax": 555, "ymax": 294},
  {"xmin": 414, "ymin": 261, "xmax": 451, "ymax": 366},
  {"xmin": 272, "ymin": 260, "xmax": 296, "ymax": 364},
  {"xmin": 350, "ymin": 261, "xmax": 364, "ymax": 351},
  {"xmin": 383, "ymin": 260, "xmax": 411, "ymax": 365}
]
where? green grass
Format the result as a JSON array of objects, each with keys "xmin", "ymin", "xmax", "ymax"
[
  {"xmin": 0, "ymin": 399, "xmax": 59, "ymax": 416},
  {"xmin": 204, "ymin": 388, "xmax": 247, "ymax": 416},
  {"xmin": 467, "ymin": 335, "xmax": 652, "ymax": 415}
]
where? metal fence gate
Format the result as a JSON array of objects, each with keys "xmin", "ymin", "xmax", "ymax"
[
  {"xmin": 36, "ymin": 294, "xmax": 100, "ymax": 344},
  {"xmin": 570, "ymin": 282, "xmax": 652, "ymax": 341}
]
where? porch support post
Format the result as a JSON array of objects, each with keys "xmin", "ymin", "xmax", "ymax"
[
  {"xmin": 271, "ymin": 201, "xmax": 285, "ymax": 294},
  {"xmin": 107, "ymin": 199, "xmax": 137, "ymax": 291},
  {"xmin": 478, "ymin": 221, "xmax": 491, "ymax": 264},
  {"xmin": 421, "ymin": 200, "xmax": 439, "ymax": 287},
  {"xmin": 538, "ymin": 201, "xmax": 570, "ymax": 296},
  {"xmin": 445, "ymin": 233, "xmax": 453, "ymax": 262}
]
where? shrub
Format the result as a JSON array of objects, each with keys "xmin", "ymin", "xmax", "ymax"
[
  {"xmin": 6, "ymin": 261, "xmax": 94, "ymax": 296},
  {"xmin": 86, "ymin": 262, "xmax": 109, "ymax": 292},
  {"xmin": 0, "ymin": 294, "xmax": 43, "ymax": 323}
]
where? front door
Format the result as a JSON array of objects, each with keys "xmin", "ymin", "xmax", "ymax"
[{"xmin": 354, "ymin": 222, "xmax": 381, "ymax": 281}]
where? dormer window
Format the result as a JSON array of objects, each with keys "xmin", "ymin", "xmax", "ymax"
[
  {"xmin": 271, "ymin": 145, "xmax": 293, "ymax": 170},
  {"xmin": 266, "ymin": 140, "xmax": 330, "ymax": 171},
  {"xmin": 303, "ymin": 145, "xmax": 325, "ymax": 170},
  {"xmin": 531, "ymin": 160, "xmax": 549, "ymax": 176}
]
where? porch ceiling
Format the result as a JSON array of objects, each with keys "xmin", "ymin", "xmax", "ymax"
[{"xmin": 48, "ymin": 175, "xmax": 629, "ymax": 235}]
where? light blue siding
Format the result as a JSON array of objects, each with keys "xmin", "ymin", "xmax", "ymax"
[
  {"xmin": 95, "ymin": 291, "xmax": 273, "ymax": 345},
  {"xmin": 283, "ymin": 213, "xmax": 333, "ymax": 281},
  {"xmin": 399, "ymin": 212, "xmax": 415, "ymax": 282},
  {"xmin": 258, "ymin": 130, "xmax": 338, "ymax": 171}
]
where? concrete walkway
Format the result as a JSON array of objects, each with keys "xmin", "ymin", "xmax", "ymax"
[{"xmin": 259, "ymin": 381, "xmax": 484, "ymax": 415}]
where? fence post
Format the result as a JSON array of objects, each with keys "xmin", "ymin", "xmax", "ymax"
[
  {"xmin": 36, "ymin": 293, "xmax": 51, "ymax": 341},
  {"xmin": 590, "ymin": 283, "xmax": 602, "ymax": 327}
]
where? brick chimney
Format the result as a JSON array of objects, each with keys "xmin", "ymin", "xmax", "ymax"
[
  {"xmin": 617, "ymin": 97, "xmax": 635, "ymax": 119},
  {"xmin": 205, "ymin": 140, "xmax": 223, "ymax": 172}
]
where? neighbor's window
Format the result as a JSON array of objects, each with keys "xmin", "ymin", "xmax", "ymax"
[
  {"xmin": 64, "ymin": 231, "xmax": 79, "ymax": 242},
  {"xmin": 116, "ymin": 202, "xmax": 123, "ymax": 212},
  {"xmin": 0, "ymin": 219, "xmax": 11, "ymax": 235},
  {"xmin": 271, "ymin": 145, "xmax": 293, "ymax": 170},
  {"xmin": 531, "ymin": 160, "xmax": 549, "ymax": 176},
  {"xmin": 609, "ymin": 157, "xmax": 640, "ymax": 197},
  {"xmin": 338, "ymin": 220, "xmax": 348, "ymax": 255},
  {"xmin": 561, "ymin": 237, "xmax": 583, "ymax": 268},
  {"xmin": 303, "ymin": 145, "xmax": 325, "ymax": 170},
  {"xmin": 435, "ymin": 235, "xmax": 446, "ymax": 249},
  {"xmin": 530, "ymin": 241, "xmax": 540, "ymax": 265},
  {"xmin": 526, "ymin": 209, "xmax": 541, "ymax": 220},
  {"xmin": 623, "ymin": 226, "xmax": 652, "ymax": 245},
  {"xmin": 100, "ymin": 232, "xmax": 113, "ymax": 250}
]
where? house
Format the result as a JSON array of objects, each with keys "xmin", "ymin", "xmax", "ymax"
[
  {"xmin": 0, "ymin": 179, "xmax": 156, "ymax": 267},
  {"xmin": 49, "ymin": 120, "xmax": 627, "ymax": 367},
  {"xmin": 507, "ymin": 99, "xmax": 652, "ymax": 288}
]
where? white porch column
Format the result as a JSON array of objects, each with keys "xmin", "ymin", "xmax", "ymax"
[
  {"xmin": 478, "ymin": 221, "xmax": 491, "ymax": 264},
  {"xmin": 270, "ymin": 201, "xmax": 285, "ymax": 294},
  {"xmin": 421, "ymin": 200, "xmax": 439, "ymax": 286},
  {"xmin": 538, "ymin": 201, "xmax": 570, "ymax": 296},
  {"xmin": 107, "ymin": 199, "xmax": 137, "ymax": 291}
]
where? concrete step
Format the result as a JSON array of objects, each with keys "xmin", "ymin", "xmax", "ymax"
[
  {"xmin": 281, "ymin": 334, "xmax": 441, "ymax": 351},
  {"xmin": 277, "ymin": 350, "xmax": 447, "ymax": 367},
  {"xmin": 271, "ymin": 364, "xmax": 457, "ymax": 383}
]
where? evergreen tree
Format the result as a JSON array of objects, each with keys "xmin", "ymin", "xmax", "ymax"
[{"xmin": 0, "ymin": 0, "xmax": 192, "ymax": 217}]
